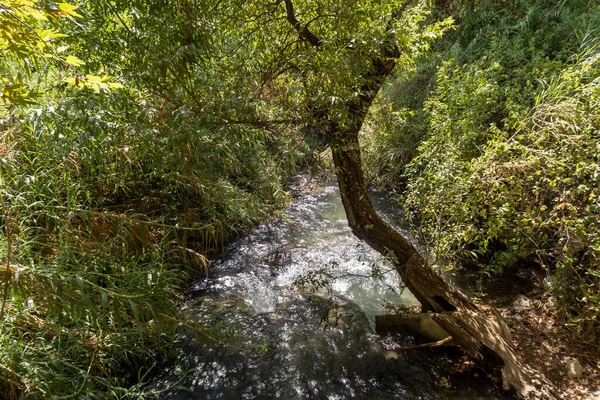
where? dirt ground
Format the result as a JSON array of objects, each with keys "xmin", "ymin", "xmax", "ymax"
[{"xmin": 454, "ymin": 266, "xmax": 600, "ymax": 399}]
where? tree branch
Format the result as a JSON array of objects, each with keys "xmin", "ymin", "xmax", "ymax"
[
  {"xmin": 395, "ymin": 336, "xmax": 454, "ymax": 351},
  {"xmin": 201, "ymin": 118, "xmax": 302, "ymax": 127},
  {"xmin": 283, "ymin": 0, "xmax": 322, "ymax": 47}
]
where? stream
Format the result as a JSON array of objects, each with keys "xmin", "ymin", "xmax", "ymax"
[{"xmin": 149, "ymin": 179, "xmax": 508, "ymax": 399}]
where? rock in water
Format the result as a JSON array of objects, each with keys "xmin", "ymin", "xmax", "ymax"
[{"xmin": 375, "ymin": 313, "xmax": 451, "ymax": 343}]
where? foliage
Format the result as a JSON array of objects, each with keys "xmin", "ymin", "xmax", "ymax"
[
  {"xmin": 1, "ymin": 84, "xmax": 301, "ymax": 397},
  {"xmin": 364, "ymin": 0, "xmax": 600, "ymax": 338},
  {"xmin": 0, "ymin": 0, "xmax": 452, "ymax": 395},
  {"xmin": 0, "ymin": 1, "xmax": 302, "ymax": 397},
  {"xmin": 1, "ymin": 0, "xmax": 77, "ymax": 105},
  {"xmin": 0, "ymin": 0, "xmax": 519, "ymax": 396},
  {"xmin": 0, "ymin": 0, "xmax": 121, "ymax": 107}
]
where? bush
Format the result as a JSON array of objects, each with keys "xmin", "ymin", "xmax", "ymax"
[
  {"xmin": 364, "ymin": 0, "xmax": 600, "ymax": 339},
  {"xmin": 0, "ymin": 84, "xmax": 300, "ymax": 397}
]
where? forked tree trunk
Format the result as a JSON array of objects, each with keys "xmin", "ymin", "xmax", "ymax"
[{"xmin": 326, "ymin": 60, "xmax": 549, "ymax": 399}]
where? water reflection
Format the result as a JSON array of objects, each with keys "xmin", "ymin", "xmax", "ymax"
[{"xmin": 191, "ymin": 183, "xmax": 417, "ymax": 322}]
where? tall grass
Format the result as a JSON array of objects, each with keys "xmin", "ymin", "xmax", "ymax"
[{"xmin": 0, "ymin": 85, "xmax": 300, "ymax": 397}]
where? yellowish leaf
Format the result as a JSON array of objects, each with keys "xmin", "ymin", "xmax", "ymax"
[
  {"xmin": 57, "ymin": 3, "xmax": 83, "ymax": 18},
  {"xmin": 85, "ymin": 75, "xmax": 104, "ymax": 83},
  {"xmin": 65, "ymin": 55, "xmax": 85, "ymax": 67}
]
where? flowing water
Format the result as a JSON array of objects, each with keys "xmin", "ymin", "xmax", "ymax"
[{"xmin": 149, "ymin": 179, "xmax": 508, "ymax": 399}]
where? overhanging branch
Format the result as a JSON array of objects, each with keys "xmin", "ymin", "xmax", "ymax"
[{"xmin": 283, "ymin": 0, "xmax": 322, "ymax": 47}]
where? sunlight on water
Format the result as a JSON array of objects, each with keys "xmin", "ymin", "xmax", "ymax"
[
  {"xmin": 192, "ymin": 181, "xmax": 418, "ymax": 321},
  {"xmin": 148, "ymin": 179, "xmax": 507, "ymax": 400}
]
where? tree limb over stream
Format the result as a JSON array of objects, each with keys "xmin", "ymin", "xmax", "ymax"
[{"xmin": 282, "ymin": 0, "xmax": 550, "ymax": 397}]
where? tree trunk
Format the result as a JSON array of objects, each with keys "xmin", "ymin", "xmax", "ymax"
[
  {"xmin": 326, "ymin": 59, "xmax": 549, "ymax": 399},
  {"xmin": 278, "ymin": 3, "xmax": 548, "ymax": 394},
  {"xmin": 330, "ymin": 126, "xmax": 477, "ymax": 314}
]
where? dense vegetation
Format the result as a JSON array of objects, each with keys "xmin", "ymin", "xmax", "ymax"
[
  {"xmin": 1, "ymin": 0, "xmax": 446, "ymax": 396},
  {"xmin": 0, "ymin": 1, "xmax": 301, "ymax": 397},
  {"xmin": 364, "ymin": 0, "xmax": 600, "ymax": 339},
  {"xmin": 1, "ymin": 0, "xmax": 599, "ymax": 397}
]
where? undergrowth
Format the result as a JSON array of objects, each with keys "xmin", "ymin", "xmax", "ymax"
[
  {"xmin": 0, "ymin": 86, "xmax": 300, "ymax": 398},
  {"xmin": 363, "ymin": 0, "xmax": 600, "ymax": 341}
]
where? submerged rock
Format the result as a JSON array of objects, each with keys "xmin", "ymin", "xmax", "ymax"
[
  {"xmin": 152, "ymin": 293, "xmax": 440, "ymax": 399},
  {"xmin": 375, "ymin": 313, "xmax": 452, "ymax": 343}
]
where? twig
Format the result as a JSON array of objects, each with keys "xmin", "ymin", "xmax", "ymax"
[
  {"xmin": 1, "ymin": 199, "xmax": 12, "ymax": 320},
  {"xmin": 395, "ymin": 336, "xmax": 454, "ymax": 351}
]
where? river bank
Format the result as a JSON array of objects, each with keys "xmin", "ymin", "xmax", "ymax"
[
  {"xmin": 451, "ymin": 265, "xmax": 600, "ymax": 399},
  {"xmin": 143, "ymin": 173, "xmax": 600, "ymax": 399}
]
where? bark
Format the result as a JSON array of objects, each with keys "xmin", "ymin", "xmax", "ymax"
[
  {"xmin": 330, "ymin": 125, "xmax": 477, "ymax": 313},
  {"xmin": 326, "ymin": 55, "xmax": 550, "ymax": 400},
  {"xmin": 279, "ymin": 2, "xmax": 549, "ymax": 397},
  {"xmin": 329, "ymin": 112, "xmax": 551, "ymax": 399},
  {"xmin": 329, "ymin": 55, "xmax": 479, "ymax": 314}
]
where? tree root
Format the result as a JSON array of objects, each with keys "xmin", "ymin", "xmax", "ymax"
[
  {"xmin": 395, "ymin": 336, "xmax": 454, "ymax": 351},
  {"xmin": 432, "ymin": 309, "xmax": 555, "ymax": 399}
]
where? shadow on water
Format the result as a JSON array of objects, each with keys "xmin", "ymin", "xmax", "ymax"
[{"xmin": 147, "ymin": 179, "xmax": 511, "ymax": 399}]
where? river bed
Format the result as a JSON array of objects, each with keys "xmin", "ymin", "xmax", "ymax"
[{"xmin": 148, "ymin": 179, "xmax": 508, "ymax": 399}]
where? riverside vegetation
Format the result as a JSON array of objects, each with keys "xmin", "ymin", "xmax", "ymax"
[
  {"xmin": 0, "ymin": 0, "xmax": 599, "ymax": 398},
  {"xmin": 363, "ymin": 0, "xmax": 600, "ymax": 345},
  {"xmin": 1, "ymin": 1, "xmax": 301, "ymax": 397}
]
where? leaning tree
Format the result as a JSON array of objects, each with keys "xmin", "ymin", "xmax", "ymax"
[{"xmin": 87, "ymin": 0, "xmax": 549, "ymax": 396}]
